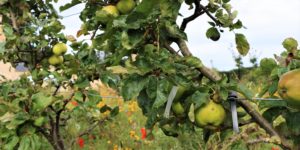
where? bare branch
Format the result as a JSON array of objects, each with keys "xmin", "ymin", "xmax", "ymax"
[
  {"xmin": 8, "ymin": 7, "xmax": 19, "ymax": 33},
  {"xmin": 180, "ymin": 1, "xmax": 205, "ymax": 31},
  {"xmin": 198, "ymin": 3, "xmax": 222, "ymax": 26}
]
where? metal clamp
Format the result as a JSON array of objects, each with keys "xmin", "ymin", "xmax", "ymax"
[{"xmin": 228, "ymin": 91, "xmax": 239, "ymax": 133}]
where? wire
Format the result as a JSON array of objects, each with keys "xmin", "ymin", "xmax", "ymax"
[{"xmin": 61, "ymin": 12, "xmax": 81, "ymax": 18}]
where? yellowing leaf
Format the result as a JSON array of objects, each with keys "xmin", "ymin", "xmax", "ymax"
[{"xmin": 107, "ymin": 65, "xmax": 129, "ymax": 74}]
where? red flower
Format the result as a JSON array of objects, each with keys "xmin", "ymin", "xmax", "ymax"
[
  {"xmin": 141, "ymin": 128, "xmax": 147, "ymax": 140},
  {"xmin": 71, "ymin": 101, "xmax": 79, "ymax": 106},
  {"xmin": 77, "ymin": 137, "xmax": 85, "ymax": 148},
  {"xmin": 271, "ymin": 147, "xmax": 279, "ymax": 150}
]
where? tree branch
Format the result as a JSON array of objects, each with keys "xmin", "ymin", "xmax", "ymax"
[
  {"xmin": 236, "ymin": 99, "xmax": 292, "ymax": 149},
  {"xmin": 198, "ymin": 3, "xmax": 222, "ymax": 26},
  {"xmin": 8, "ymin": 7, "xmax": 19, "ymax": 33},
  {"xmin": 180, "ymin": 0, "xmax": 205, "ymax": 31}
]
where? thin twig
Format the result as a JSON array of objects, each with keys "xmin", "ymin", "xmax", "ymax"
[{"xmin": 198, "ymin": 3, "xmax": 222, "ymax": 26}]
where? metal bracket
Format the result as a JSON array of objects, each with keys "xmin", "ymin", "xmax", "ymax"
[{"xmin": 228, "ymin": 91, "xmax": 239, "ymax": 133}]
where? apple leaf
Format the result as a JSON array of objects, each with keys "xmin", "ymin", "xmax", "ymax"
[
  {"xmin": 0, "ymin": 41, "xmax": 5, "ymax": 54},
  {"xmin": 285, "ymin": 111, "xmax": 300, "ymax": 136},
  {"xmin": 206, "ymin": 27, "xmax": 220, "ymax": 41},
  {"xmin": 185, "ymin": 56, "xmax": 203, "ymax": 68},
  {"xmin": 152, "ymin": 79, "xmax": 169, "ymax": 108},
  {"xmin": 187, "ymin": 91, "xmax": 209, "ymax": 109},
  {"xmin": 262, "ymin": 107, "xmax": 287, "ymax": 123},
  {"xmin": 121, "ymin": 74, "xmax": 149, "ymax": 101},
  {"xmin": 32, "ymin": 93, "xmax": 53, "ymax": 112},
  {"xmin": 0, "ymin": 112, "xmax": 15, "ymax": 123},
  {"xmin": 235, "ymin": 33, "xmax": 249, "ymax": 56},
  {"xmin": 59, "ymin": 0, "xmax": 81, "ymax": 12},
  {"xmin": 3, "ymin": 136, "xmax": 19, "ymax": 150}
]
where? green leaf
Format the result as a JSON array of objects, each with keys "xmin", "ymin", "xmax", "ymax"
[
  {"xmin": 3, "ymin": 136, "xmax": 19, "ymax": 150},
  {"xmin": 235, "ymin": 33, "xmax": 250, "ymax": 56},
  {"xmin": 6, "ymin": 112, "xmax": 29, "ymax": 129},
  {"xmin": 259, "ymin": 100, "xmax": 287, "ymax": 110},
  {"xmin": 285, "ymin": 111, "xmax": 300, "ymax": 136},
  {"xmin": 18, "ymin": 135, "xmax": 31, "ymax": 150},
  {"xmin": 185, "ymin": 56, "xmax": 203, "ymax": 68},
  {"xmin": 0, "ymin": 112, "xmax": 15, "ymax": 123},
  {"xmin": 163, "ymin": 20, "xmax": 187, "ymax": 39},
  {"xmin": 206, "ymin": 27, "xmax": 220, "ymax": 41},
  {"xmin": 59, "ymin": 0, "xmax": 81, "ymax": 12},
  {"xmin": 152, "ymin": 80, "xmax": 170, "ymax": 108},
  {"xmin": 30, "ymin": 134, "xmax": 42, "ymax": 150},
  {"xmin": 1, "ymin": 84, "xmax": 10, "ymax": 100},
  {"xmin": 121, "ymin": 74, "xmax": 149, "ymax": 100},
  {"xmin": 0, "ymin": 0, "xmax": 8, "ymax": 5},
  {"xmin": 160, "ymin": 0, "xmax": 182, "ymax": 19},
  {"xmin": 137, "ymin": 90, "xmax": 153, "ymax": 114},
  {"xmin": 227, "ymin": 83, "xmax": 253, "ymax": 100},
  {"xmin": 110, "ymin": 106, "xmax": 119, "ymax": 117},
  {"xmin": 87, "ymin": 90, "xmax": 101, "ymax": 104},
  {"xmin": 262, "ymin": 107, "xmax": 287, "ymax": 123},
  {"xmin": 74, "ymin": 91, "xmax": 83, "ymax": 101},
  {"xmin": 229, "ymin": 139, "xmax": 248, "ymax": 150},
  {"xmin": 0, "ymin": 41, "xmax": 6, "ymax": 54},
  {"xmin": 120, "ymin": 30, "xmax": 143, "ymax": 50},
  {"xmin": 232, "ymin": 20, "xmax": 243, "ymax": 30},
  {"xmin": 75, "ymin": 78, "xmax": 90, "ymax": 89},
  {"xmin": 187, "ymin": 91, "xmax": 209, "ymax": 109},
  {"xmin": 32, "ymin": 92, "xmax": 53, "ymax": 112}
]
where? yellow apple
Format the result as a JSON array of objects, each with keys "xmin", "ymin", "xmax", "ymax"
[
  {"xmin": 96, "ymin": 5, "xmax": 119, "ymax": 23},
  {"xmin": 48, "ymin": 55, "xmax": 64, "ymax": 65},
  {"xmin": 194, "ymin": 100, "xmax": 226, "ymax": 128},
  {"xmin": 117, "ymin": 0, "xmax": 136, "ymax": 14},
  {"xmin": 278, "ymin": 69, "xmax": 300, "ymax": 109},
  {"xmin": 53, "ymin": 43, "xmax": 67, "ymax": 55}
]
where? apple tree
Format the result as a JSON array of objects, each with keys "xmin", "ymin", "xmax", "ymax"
[{"xmin": 0, "ymin": 0, "xmax": 299, "ymax": 149}]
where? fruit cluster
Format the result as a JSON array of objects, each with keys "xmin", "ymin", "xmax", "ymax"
[
  {"xmin": 48, "ymin": 43, "xmax": 67, "ymax": 65},
  {"xmin": 96, "ymin": 0, "xmax": 136, "ymax": 23},
  {"xmin": 171, "ymin": 85, "xmax": 226, "ymax": 130}
]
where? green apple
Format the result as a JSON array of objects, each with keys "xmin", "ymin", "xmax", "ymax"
[
  {"xmin": 117, "ymin": 0, "xmax": 136, "ymax": 14},
  {"xmin": 260, "ymin": 58, "xmax": 277, "ymax": 74},
  {"xmin": 174, "ymin": 85, "xmax": 187, "ymax": 102},
  {"xmin": 278, "ymin": 69, "xmax": 300, "ymax": 109},
  {"xmin": 53, "ymin": 43, "xmax": 67, "ymax": 55},
  {"xmin": 282, "ymin": 37, "xmax": 298, "ymax": 52},
  {"xmin": 171, "ymin": 102, "xmax": 185, "ymax": 116},
  {"xmin": 195, "ymin": 100, "xmax": 226, "ymax": 128},
  {"xmin": 48, "ymin": 55, "xmax": 64, "ymax": 65}
]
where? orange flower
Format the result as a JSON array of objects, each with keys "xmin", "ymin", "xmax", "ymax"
[
  {"xmin": 129, "ymin": 130, "xmax": 136, "ymax": 138},
  {"xmin": 97, "ymin": 101, "xmax": 106, "ymax": 108}
]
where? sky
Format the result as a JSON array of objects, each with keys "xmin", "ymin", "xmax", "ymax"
[{"xmin": 54, "ymin": 0, "xmax": 300, "ymax": 71}]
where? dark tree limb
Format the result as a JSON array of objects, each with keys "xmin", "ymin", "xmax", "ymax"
[{"xmin": 180, "ymin": 0, "xmax": 205, "ymax": 31}]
